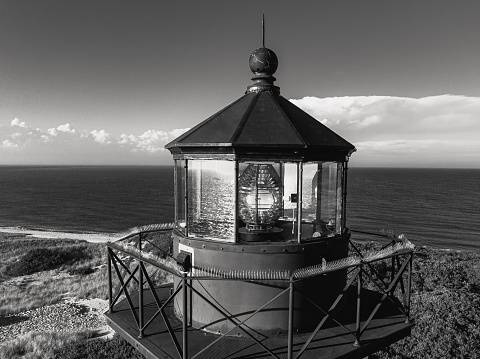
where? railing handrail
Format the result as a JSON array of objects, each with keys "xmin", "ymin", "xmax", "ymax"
[
  {"xmin": 112, "ymin": 222, "xmax": 175, "ymax": 242},
  {"xmin": 107, "ymin": 231, "xmax": 414, "ymax": 282}
]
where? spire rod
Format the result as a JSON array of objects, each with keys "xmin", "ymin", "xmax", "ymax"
[{"xmin": 262, "ymin": 13, "xmax": 265, "ymax": 48}]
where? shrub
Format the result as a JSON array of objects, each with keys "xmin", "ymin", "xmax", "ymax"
[
  {"xmin": 68, "ymin": 266, "xmax": 95, "ymax": 276},
  {"xmin": 5, "ymin": 248, "xmax": 72, "ymax": 276},
  {"xmin": 373, "ymin": 289, "xmax": 480, "ymax": 359},
  {"xmin": 53, "ymin": 334, "xmax": 144, "ymax": 359},
  {"xmin": 372, "ymin": 246, "xmax": 480, "ymax": 359},
  {"xmin": 4, "ymin": 245, "xmax": 95, "ymax": 277}
]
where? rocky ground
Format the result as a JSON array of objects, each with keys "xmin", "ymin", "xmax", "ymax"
[{"xmin": 0, "ymin": 297, "xmax": 113, "ymax": 343}]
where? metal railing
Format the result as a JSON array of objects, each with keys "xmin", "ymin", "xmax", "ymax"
[{"xmin": 106, "ymin": 225, "xmax": 414, "ymax": 359}]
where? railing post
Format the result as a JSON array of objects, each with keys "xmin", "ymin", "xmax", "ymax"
[
  {"xmin": 391, "ymin": 256, "xmax": 395, "ymax": 294},
  {"xmin": 107, "ymin": 247, "xmax": 113, "ymax": 313},
  {"xmin": 405, "ymin": 253, "xmax": 413, "ymax": 323},
  {"xmin": 288, "ymin": 276, "xmax": 295, "ymax": 359},
  {"xmin": 138, "ymin": 261, "xmax": 144, "ymax": 338},
  {"xmin": 182, "ymin": 272, "xmax": 188, "ymax": 359},
  {"xmin": 354, "ymin": 265, "xmax": 362, "ymax": 346}
]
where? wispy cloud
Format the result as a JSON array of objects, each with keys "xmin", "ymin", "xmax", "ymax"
[
  {"xmin": 119, "ymin": 130, "xmax": 177, "ymax": 153},
  {"xmin": 0, "ymin": 118, "xmax": 189, "ymax": 165}
]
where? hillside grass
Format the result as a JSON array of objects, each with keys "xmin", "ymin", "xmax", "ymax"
[
  {"xmin": 0, "ymin": 233, "xmax": 108, "ymax": 315},
  {"xmin": 0, "ymin": 331, "xmax": 143, "ymax": 359},
  {"xmin": 1, "ymin": 233, "xmax": 480, "ymax": 358}
]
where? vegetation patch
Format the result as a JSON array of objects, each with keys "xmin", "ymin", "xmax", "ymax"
[
  {"xmin": 4, "ymin": 246, "xmax": 92, "ymax": 277},
  {"xmin": 0, "ymin": 237, "xmax": 107, "ymax": 315},
  {"xmin": 6, "ymin": 248, "xmax": 70, "ymax": 276},
  {"xmin": 0, "ymin": 330, "xmax": 93, "ymax": 359},
  {"xmin": 52, "ymin": 334, "xmax": 144, "ymax": 359},
  {"xmin": 68, "ymin": 266, "xmax": 95, "ymax": 276},
  {"xmin": 371, "ymin": 245, "xmax": 480, "ymax": 359}
]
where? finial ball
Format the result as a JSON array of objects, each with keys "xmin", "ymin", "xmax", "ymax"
[{"xmin": 249, "ymin": 48, "xmax": 278, "ymax": 75}]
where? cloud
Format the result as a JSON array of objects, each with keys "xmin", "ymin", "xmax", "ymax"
[
  {"xmin": 0, "ymin": 117, "xmax": 190, "ymax": 164},
  {"xmin": 290, "ymin": 95, "xmax": 480, "ymax": 136},
  {"xmin": 90, "ymin": 129, "xmax": 114, "ymax": 144},
  {"xmin": 1, "ymin": 139, "xmax": 18, "ymax": 149},
  {"xmin": 290, "ymin": 95, "xmax": 480, "ymax": 167},
  {"xmin": 48, "ymin": 123, "xmax": 77, "ymax": 136},
  {"xmin": 119, "ymin": 128, "xmax": 189, "ymax": 153},
  {"xmin": 11, "ymin": 118, "xmax": 27, "ymax": 128}
]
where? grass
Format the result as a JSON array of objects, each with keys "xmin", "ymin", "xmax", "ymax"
[
  {"xmin": 0, "ymin": 270, "xmax": 109, "ymax": 315},
  {"xmin": 0, "ymin": 331, "xmax": 143, "ymax": 359},
  {"xmin": 0, "ymin": 331, "xmax": 93, "ymax": 359},
  {"xmin": 0, "ymin": 233, "xmax": 109, "ymax": 315}
]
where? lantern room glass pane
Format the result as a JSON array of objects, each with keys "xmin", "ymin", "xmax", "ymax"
[
  {"xmin": 301, "ymin": 162, "xmax": 319, "ymax": 238},
  {"xmin": 175, "ymin": 160, "xmax": 186, "ymax": 235},
  {"xmin": 298, "ymin": 162, "xmax": 345, "ymax": 238},
  {"xmin": 318, "ymin": 162, "xmax": 343, "ymax": 236},
  {"xmin": 187, "ymin": 160, "xmax": 235, "ymax": 242},
  {"xmin": 282, "ymin": 163, "xmax": 298, "ymax": 214},
  {"xmin": 277, "ymin": 162, "xmax": 298, "ymax": 241}
]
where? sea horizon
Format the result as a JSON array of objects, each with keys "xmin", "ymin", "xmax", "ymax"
[{"xmin": 1, "ymin": 166, "xmax": 479, "ymax": 252}]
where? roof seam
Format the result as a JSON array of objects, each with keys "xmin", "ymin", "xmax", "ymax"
[
  {"xmin": 165, "ymin": 93, "xmax": 249, "ymax": 148},
  {"xmin": 270, "ymin": 92, "xmax": 309, "ymax": 147},
  {"xmin": 229, "ymin": 92, "xmax": 259, "ymax": 144}
]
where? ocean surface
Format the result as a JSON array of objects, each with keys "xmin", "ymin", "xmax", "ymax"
[{"xmin": 0, "ymin": 166, "xmax": 479, "ymax": 252}]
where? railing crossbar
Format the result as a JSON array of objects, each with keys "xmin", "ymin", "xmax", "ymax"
[
  {"xmin": 360, "ymin": 256, "xmax": 411, "ymax": 336},
  {"xmin": 295, "ymin": 267, "xmax": 361, "ymax": 359},
  {"xmin": 159, "ymin": 282, "xmax": 184, "ymax": 359},
  {"xmin": 110, "ymin": 253, "xmax": 139, "ymax": 307},
  {"xmin": 138, "ymin": 262, "xmax": 168, "ymax": 333},
  {"xmin": 191, "ymin": 285, "xmax": 290, "ymax": 359},
  {"xmin": 364, "ymin": 255, "xmax": 410, "ymax": 313},
  {"xmin": 294, "ymin": 287, "xmax": 355, "ymax": 338},
  {"xmin": 188, "ymin": 284, "xmax": 283, "ymax": 359},
  {"xmin": 362, "ymin": 260, "xmax": 389, "ymax": 291},
  {"xmin": 111, "ymin": 255, "xmax": 140, "ymax": 326},
  {"xmin": 110, "ymin": 250, "xmax": 139, "ymax": 285},
  {"xmin": 395, "ymin": 256, "xmax": 408, "ymax": 305},
  {"xmin": 139, "ymin": 262, "xmax": 164, "ymax": 308}
]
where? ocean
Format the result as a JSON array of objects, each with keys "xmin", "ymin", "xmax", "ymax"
[{"xmin": 0, "ymin": 166, "xmax": 479, "ymax": 252}]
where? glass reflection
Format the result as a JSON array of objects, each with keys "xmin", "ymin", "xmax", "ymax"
[{"xmin": 187, "ymin": 160, "xmax": 235, "ymax": 241}]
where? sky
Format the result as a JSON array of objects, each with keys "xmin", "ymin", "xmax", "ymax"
[{"xmin": 1, "ymin": 1, "xmax": 479, "ymax": 168}]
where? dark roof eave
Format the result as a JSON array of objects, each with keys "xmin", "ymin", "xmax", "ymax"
[{"xmin": 167, "ymin": 144, "xmax": 355, "ymax": 161}]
